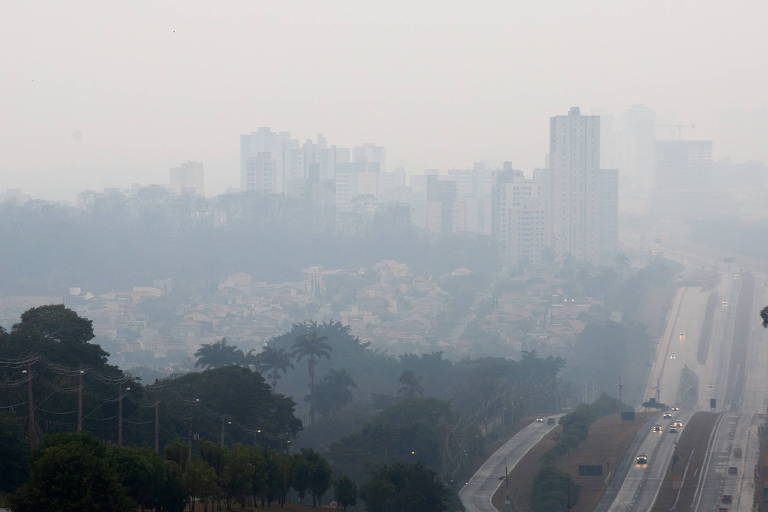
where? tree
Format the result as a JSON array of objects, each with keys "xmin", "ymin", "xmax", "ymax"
[
  {"xmin": 361, "ymin": 463, "xmax": 448, "ymax": 512},
  {"xmin": 182, "ymin": 458, "xmax": 219, "ymax": 509},
  {"xmin": 291, "ymin": 453, "xmax": 311, "ymax": 504},
  {"xmin": 0, "ymin": 416, "xmax": 29, "ymax": 493},
  {"xmin": 329, "ymin": 398, "xmax": 453, "ymax": 481},
  {"xmin": 304, "ymin": 448, "xmax": 332, "ymax": 507},
  {"xmin": 10, "ymin": 434, "xmax": 133, "ymax": 512},
  {"xmin": 10, "ymin": 305, "xmax": 108, "ymax": 367},
  {"xmin": 223, "ymin": 444, "xmax": 256, "ymax": 509},
  {"xmin": 291, "ymin": 330, "xmax": 332, "ymax": 422},
  {"xmin": 154, "ymin": 366, "xmax": 302, "ymax": 448},
  {"xmin": 257, "ymin": 347, "xmax": 294, "ymax": 388},
  {"xmin": 106, "ymin": 445, "xmax": 186, "ymax": 512},
  {"xmin": 398, "ymin": 369, "xmax": 424, "ymax": 398},
  {"xmin": 334, "ymin": 475, "xmax": 358, "ymax": 510},
  {"xmin": 306, "ymin": 369, "xmax": 357, "ymax": 419},
  {"xmin": 194, "ymin": 338, "xmax": 245, "ymax": 369}
]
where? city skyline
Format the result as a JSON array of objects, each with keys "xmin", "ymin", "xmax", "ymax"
[{"xmin": 3, "ymin": 1, "xmax": 768, "ymax": 200}]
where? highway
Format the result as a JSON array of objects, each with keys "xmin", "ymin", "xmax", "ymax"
[
  {"xmin": 602, "ymin": 269, "xmax": 741, "ymax": 512},
  {"xmin": 459, "ymin": 419, "xmax": 559, "ymax": 512},
  {"xmin": 692, "ymin": 272, "xmax": 768, "ymax": 511}
]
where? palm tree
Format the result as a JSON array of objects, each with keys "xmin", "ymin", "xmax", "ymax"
[
  {"xmin": 291, "ymin": 330, "xmax": 332, "ymax": 421},
  {"xmin": 398, "ymin": 369, "xmax": 424, "ymax": 398},
  {"xmin": 194, "ymin": 338, "xmax": 245, "ymax": 369},
  {"xmin": 306, "ymin": 369, "xmax": 356, "ymax": 419},
  {"xmin": 256, "ymin": 347, "xmax": 294, "ymax": 388}
]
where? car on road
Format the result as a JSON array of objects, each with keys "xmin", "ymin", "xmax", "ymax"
[
  {"xmin": 722, "ymin": 494, "xmax": 733, "ymax": 504},
  {"xmin": 668, "ymin": 426, "xmax": 679, "ymax": 433},
  {"xmin": 663, "ymin": 412, "xmax": 673, "ymax": 418},
  {"xmin": 670, "ymin": 353, "xmax": 677, "ymax": 360},
  {"xmin": 672, "ymin": 421, "xmax": 684, "ymax": 428},
  {"xmin": 651, "ymin": 424, "xmax": 663, "ymax": 433},
  {"xmin": 671, "ymin": 407, "xmax": 680, "ymax": 411},
  {"xmin": 535, "ymin": 418, "xmax": 544, "ymax": 423},
  {"xmin": 728, "ymin": 466, "xmax": 738, "ymax": 475},
  {"xmin": 547, "ymin": 417, "xmax": 556, "ymax": 425},
  {"xmin": 635, "ymin": 454, "xmax": 648, "ymax": 465},
  {"xmin": 734, "ymin": 447, "xmax": 742, "ymax": 458}
]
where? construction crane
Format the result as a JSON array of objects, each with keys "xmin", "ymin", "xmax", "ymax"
[{"xmin": 656, "ymin": 123, "xmax": 695, "ymax": 140}]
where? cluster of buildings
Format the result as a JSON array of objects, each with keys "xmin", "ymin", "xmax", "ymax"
[{"xmin": 238, "ymin": 107, "xmax": 621, "ymax": 267}]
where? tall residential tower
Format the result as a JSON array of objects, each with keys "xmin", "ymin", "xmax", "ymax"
[{"xmin": 544, "ymin": 107, "xmax": 618, "ymax": 264}]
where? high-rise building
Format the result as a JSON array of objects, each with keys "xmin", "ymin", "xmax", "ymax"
[
  {"xmin": 544, "ymin": 107, "xmax": 618, "ymax": 264},
  {"xmin": 651, "ymin": 139, "xmax": 713, "ymax": 219},
  {"xmin": 353, "ymin": 143, "xmax": 386, "ymax": 171},
  {"xmin": 170, "ymin": 161, "xmax": 205, "ymax": 195},
  {"xmin": 492, "ymin": 167, "xmax": 546, "ymax": 267},
  {"xmin": 620, "ymin": 105, "xmax": 656, "ymax": 212},
  {"xmin": 655, "ymin": 140, "xmax": 712, "ymax": 190},
  {"xmin": 240, "ymin": 128, "xmax": 298, "ymax": 195}
]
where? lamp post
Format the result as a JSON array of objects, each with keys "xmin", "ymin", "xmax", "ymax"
[
  {"xmin": 220, "ymin": 415, "xmax": 232, "ymax": 447},
  {"xmin": 77, "ymin": 369, "xmax": 85, "ymax": 433}
]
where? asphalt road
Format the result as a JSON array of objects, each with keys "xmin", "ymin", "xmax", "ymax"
[
  {"xmin": 604, "ymin": 271, "xmax": 740, "ymax": 512},
  {"xmin": 459, "ymin": 419, "xmax": 559, "ymax": 512}
]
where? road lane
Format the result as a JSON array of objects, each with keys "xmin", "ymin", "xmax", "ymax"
[{"xmin": 459, "ymin": 419, "xmax": 559, "ymax": 512}]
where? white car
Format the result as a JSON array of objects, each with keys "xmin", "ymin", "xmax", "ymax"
[{"xmin": 670, "ymin": 353, "xmax": 677, "ymax": 360}]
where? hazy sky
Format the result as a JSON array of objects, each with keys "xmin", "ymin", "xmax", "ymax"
[{"xmin": 2, "ymin": 0, "xmax": 767, "ymax": 200}]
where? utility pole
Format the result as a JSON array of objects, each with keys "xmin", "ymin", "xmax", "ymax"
[
  {"xmin": 618, "ymin": 375, "xmax": 623, "ymax": 403},
  {"xmin": 24, "ymin": 365, "xmax": 39, "ymax": 449},
  {"xmin": 77, "ymin": 370, "xmax": 85, "ymax": 433},
  {"xmin": 187, "ymin": 398, "xmax": 199, "ymax": 461},
  {"xmin": 220, "ymin": 415, "xmax": 231, "ymax": 447},
  {"xmin": 117, "ymin": 384, "xmax": 130, "ymax": 446},
  {"xmin": 154, "ymin": 401, "xmax": 160, "ymax": 455}
]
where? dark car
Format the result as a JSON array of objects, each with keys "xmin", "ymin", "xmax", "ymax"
[{"xmin": 547, "ymin": 417, "xmax": 556, "ymax": 425}]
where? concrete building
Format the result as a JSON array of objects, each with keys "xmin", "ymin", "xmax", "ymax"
[
  {"xmin": 492, "ymin": 168, "xmax": 546, "ymax": 267},
  {"xmin": 544, "ymin": 107, "xmax": 618, "ymax": 265},
  {"xmin": 353, "ymin": 143, "xmax": 386, "ymax": 171},
  {"xmin": 240, "ymin": 127, "xmax": 297, "ymax": 195},
  {"xmin": 170, "ymin": 161, "xmax": 205, "ymax": 195},
  {"xmin": 655, "ymin": 140, "xmax": 712, "ymax": 190},
  {"xmin": 652, "ymin": 139, "xmax": 712, "ymax": 219}
]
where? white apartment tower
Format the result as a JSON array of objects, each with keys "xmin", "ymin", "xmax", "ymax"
[
  {"xmin": 240, "ymin": 128, "xmax": 304, "ymax": 196},
  {"xmin": 545, "ymin": 107, "xmax": 618, "ymax": 264},
  {"xmin": 492, "ymin": 168, "xmax": 546, "ymax": 267},
  {"xmin": 170, "ymin": 161, "xmax": 205, "ymax": 195}
]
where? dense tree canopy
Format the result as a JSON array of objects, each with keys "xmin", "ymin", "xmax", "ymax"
[{"xmin": 361, "ymin": 462, "xmax": 449, "ymax": 512}]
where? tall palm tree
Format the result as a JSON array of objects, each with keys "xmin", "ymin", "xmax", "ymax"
[
  {"xmin": 256, "ymin": 347, "xmax": 294, "ymax": 388},
  {"xmin": 194, "ymin": 338, "xmax": 245, "ymax": 369},
  {"xmin": 291, "ymin": 330, "xmax": 332, "ymax": 421}
]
